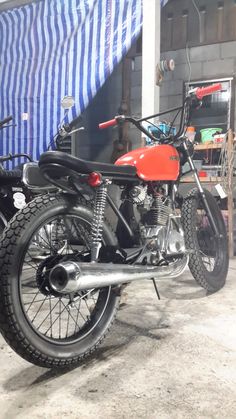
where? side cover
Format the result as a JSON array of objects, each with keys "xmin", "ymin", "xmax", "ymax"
[{"xmin": 115, "ymin": 145, "xmax": 180, "ymax": 181}]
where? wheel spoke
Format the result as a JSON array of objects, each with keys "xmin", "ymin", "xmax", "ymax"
[
  {"xmin": 31, "ymin": 296, "xmax": 48, "ymax": 321},
  {"xmin": 25, "ymin": 288, "xmax": 42, "ymax": 313},
  {"xmin": 38, "ymin": 299, "xmax": 61, "ymax": 331},
  {"xmin": 61, "ymin": 300, "xmax": 79, "ymax": 326},
  {"xmin": 20, "ymin": 213, "xmax": 108, "ymax": 342}
]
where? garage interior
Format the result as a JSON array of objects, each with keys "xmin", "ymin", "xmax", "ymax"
[{"xmin": 0, "ymin": 0, "xmax": 236, "ymax": 418}]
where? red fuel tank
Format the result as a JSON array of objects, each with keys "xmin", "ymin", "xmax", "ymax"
[{"xmin": 115, "ymin": 144, "xmax": 180, "ymax": 181}]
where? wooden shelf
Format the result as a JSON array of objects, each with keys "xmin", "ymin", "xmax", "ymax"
[
  {"xmin": 181, "ymin": 176, "xmax": 221, "ymax": 183},
  {"xmin": 194, "ymin": 143, "xmax": 223, "ymax": 150}
]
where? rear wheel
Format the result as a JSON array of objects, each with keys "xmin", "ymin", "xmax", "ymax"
[
  {"xmin": 182, "ymin": 189, "xmax": 229, "ymax": 292},
  {"xmin": 0, "ymin": 209, "xmax": 7, "ymax": 234},
  {"xmin": 0, "ymin": 194, "xmax": 120, "ymax": 368}
]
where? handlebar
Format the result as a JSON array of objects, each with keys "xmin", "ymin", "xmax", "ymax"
[
  {"xmin": 98, "ymin": 118, "xmax": 118, "ymax": 130},
  {"xmin": 98, "ymin": 83, "xmax": 223, "ymax": 144},
  {"xmin": 0, "ymin": 115, "xmax": 13, "ymax": 128},
  {"xmin": 194, "ymin": 83, "xmax": 222, "ymax": 100},
  {"xmin": 0, "ymin": 153, "xmax": 32, "ymax": 163}
]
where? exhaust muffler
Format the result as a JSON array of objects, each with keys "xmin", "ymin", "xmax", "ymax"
[{"xmin": 49, "ymin": 256, "xmax": 188, "ymax": 294}]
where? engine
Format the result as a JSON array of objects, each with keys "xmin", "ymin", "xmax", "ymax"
[{"xmin": 129, "ymin": 185, "xmax": 186, "ymax": 264}]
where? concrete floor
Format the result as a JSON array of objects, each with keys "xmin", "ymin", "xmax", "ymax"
[{"xmin": 0, "ymin": 262, "xmax": 236, "ymax": 419}]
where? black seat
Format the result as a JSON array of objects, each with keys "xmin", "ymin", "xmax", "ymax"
[
  {"xmin": 39, "ymin": 151, "xmax": 137, "ymax": 178},
  {"xmin": 0, "ymin": 167, "xmax": 22, "ymax": 185}
]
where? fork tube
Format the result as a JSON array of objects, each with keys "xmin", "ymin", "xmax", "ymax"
[{"xmin": 183, "ymin": 140, "xmax": 220, "ymax": 237}]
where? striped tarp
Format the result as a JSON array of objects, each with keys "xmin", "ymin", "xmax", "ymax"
[
  {"xmin": 160, "ymin": 0, "xmax": 169, "ymax": 6},
  {"xmin": 0, "ymin": 0, "xmax": 142, "ymax": 166}
]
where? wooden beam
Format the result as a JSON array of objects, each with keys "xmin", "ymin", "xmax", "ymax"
[{"xmin": 194, "ymin": 143, "xmax": 223, "ymax": 150}]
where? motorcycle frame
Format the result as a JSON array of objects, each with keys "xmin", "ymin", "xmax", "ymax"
[
  {"xmin": 36, "ymin": 93, "xmax": 221, "ymax": 249},
  {"xmin": 105, "ymin": 97, "xmax": 221, "ymax": 240},
  {"xmin": 92, "ymin": 97, "xmax": 221, "ymax": 244}
]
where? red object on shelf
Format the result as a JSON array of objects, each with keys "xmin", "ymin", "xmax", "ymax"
[
  {"xmin": 213, "ymin": 134, "xmax": 225, "ymax": 143},
  {"xmin": 198, "ymin": 170, "xmax": 207, "ymax": 177}
]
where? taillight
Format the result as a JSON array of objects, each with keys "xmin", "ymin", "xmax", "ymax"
[{"xmin": 87, "ymin": 172, "xmax": 102, "ymax": 187}]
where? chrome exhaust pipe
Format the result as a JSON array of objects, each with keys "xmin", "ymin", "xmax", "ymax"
[{"xmin": 49, "ymin": 256, "xmax": 188, "ymax": 294}]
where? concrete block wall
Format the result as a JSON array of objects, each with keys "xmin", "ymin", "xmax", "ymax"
[
  {"xmin": 80, "ymin": 40, "xmax": 236, "ymax": 163},
  {"xmin": 77, "ymin": 56, "xmax": 143, "ymax": 163},
  {"xmin": 130, "ymin": 56, "xmax": 142, "ymax": 149},
  {"xmin": 160, "ymin": 41, "xmax": 236, "ymax": 129},
  {"xmin": 75, "ymin": 62, "xmax": 123, "ymax": 163},
  {"xmin": 119, "ymin": 40, "xmax": 236, "ymax": 151}
]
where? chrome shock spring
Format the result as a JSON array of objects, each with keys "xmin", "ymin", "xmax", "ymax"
[{"xmin": 90, "ymin": 182, "xmax": 109, "ymax": 261}]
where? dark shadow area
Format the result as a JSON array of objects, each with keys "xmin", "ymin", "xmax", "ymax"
[{"xmin": 3, "ymin": 299, "xmax": 171, "ymax": 393}]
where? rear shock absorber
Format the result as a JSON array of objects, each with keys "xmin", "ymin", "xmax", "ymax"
[{"xmin": 90, "ymin": 181, "xmax": 110, "ymax": 261}]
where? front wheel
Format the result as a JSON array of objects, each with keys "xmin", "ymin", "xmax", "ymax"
[
  {"xmin": 182, "ymin": 189, "xmax": 229, "ymax": 292},
  {"xmin": 0, "ymin": 194, "xmax": 120, "ymax": 368}
]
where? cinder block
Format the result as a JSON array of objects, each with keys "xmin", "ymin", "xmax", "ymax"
[
  {"xmin": 189, "ymin": 61, "xmax": 203, "ymax": 81},
  {"xmin": 160, "ymin": 80, "xmax": 184, "ymax": 97},
  {"xmin": 131, "ymin": 70, "xmax": 142, "ymax": 87},
  {"xmin": 160, "ymin": 96, "xmax": 169, "ymax": 112},
  {"xmin": 134, "ymin": 56, "xmax": 142, "ymax": 71},
  {"xmin": 161, "ymin": 69, "xmax": 173, "ymax": 82},
  {"xmin": 221, "ymin": 41, "xmax": 236, "ymax": 59},
  {"xmin": 173, "ymin": 64, "xmax": 191, "ymax": 81},
  {"xmin": 160, "ymin": 81, "xmax": 168, "ymax": 97},
  {"xmin": 108, "ymin": 102, "xmax": 122, "ymax": 115},
  {"xmin": 131, "ymin": 85, "xmax": 142, "ymax": 101},
  {"xmin": 168, "ymin": 94, "xmax": 183, "ymax": 109},
  {"xmin": 173, "ymin": 62, "xmax": 202, "ymax": 82},
  {"xmin": 129, "ymin": 126, "xmax": 142, "ymax": 147},
  {"xmin": 161, "ymin": 49, "xmax": 188, "ymax": 65},
  {"xmin": 190, "ymin": 44, "xmax": 220, "ymax": 62},
  {"xmin": 130, "ymin": 100, "xmax": 141, "ymax": 117},
  {"xmin": 203, "ymin": 59, "xmax": 234, "ymax": 77}
]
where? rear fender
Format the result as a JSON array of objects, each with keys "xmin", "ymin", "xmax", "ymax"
[{"xmin": 23, "ymin": 163, "xmax": 55, "ymax": 192}]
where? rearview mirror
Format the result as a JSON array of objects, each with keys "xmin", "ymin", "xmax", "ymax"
[{"xmin": 61, "ymin": 96, "xmax": 75, "ymax": 110}]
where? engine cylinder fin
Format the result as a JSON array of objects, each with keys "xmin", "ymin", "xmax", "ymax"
[{"xmin": 149, "ymin": 196, "xmax": 172, "ymax": 226}]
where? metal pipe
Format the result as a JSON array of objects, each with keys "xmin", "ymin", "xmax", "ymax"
[
  {"xmin": 49, "ymin": 256, "xmax": 188, "ymax": 294},
  {"xmin": 107, "ymin": 194, "xmax": 134, "ymax": 239}
]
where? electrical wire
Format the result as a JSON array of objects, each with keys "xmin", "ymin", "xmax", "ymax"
[
  {"xmin": 191, "ymin": 0, "xmax": 203, "ymax": 43},
  {"xmin": 185, "ymin": 43, "xmax": 192, "ymax": 89},
  {"xmin": 185, "ymin": 0, "xmax": 203, "ymax": 87}
]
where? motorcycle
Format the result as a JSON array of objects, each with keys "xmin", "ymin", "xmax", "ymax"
[
  {"xmin": 0, "ymin": 100, "xmax": 76, "ymax": 233},
  {"xmin": 0, "ymin": 115, "xmax": 33, "ymax": 233},
  {"xmin": 0, "ymin": 83, "xmax": 228, "ymax": 368}
]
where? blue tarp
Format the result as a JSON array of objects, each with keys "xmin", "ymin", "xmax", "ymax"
[
  {"xmin": 0, "ymin": 0, "xmax": 142, "ymax": 166},
  {"xmin": 0, "ymin": 0, "xmax": 168, "ymax": 166}
]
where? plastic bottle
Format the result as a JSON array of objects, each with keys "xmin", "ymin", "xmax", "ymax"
[{"xmin": 186, "ymin": 126, "xmax": 196, "ymax": 143}]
